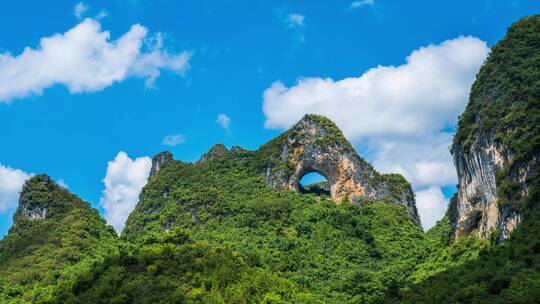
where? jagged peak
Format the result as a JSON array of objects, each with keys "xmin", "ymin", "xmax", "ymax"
[
  {"xmin": 230, "ymin": 145, "xmax": 247, "ymax": 153},
  {"xmin": 150, "ymin": 151, "xmax": 174, "ymax": 177},
  {"xmin": 17, "ymin": 174, "xmax": 60, "ymax": 220},
  {"xmin": 297, "ymin": 113, "xmax": 336, "ymax": 126},
  {"xmin": 20, "ymin": 174, "xmax": 56, "ymax": 195},
  {"xmin": 258, "ymin": 115, "xmax": 419, "ymax": 223},
  {"xmin": 199, "ymin": 144, "xmax": 229, "ymax": 163},
  {"xmin": 292, "ymin": 114, "xmax": 340, "ymax": 135},
  {"xmin": 284, "ymin": 114, "xmax": 354, "ymax": 152}
]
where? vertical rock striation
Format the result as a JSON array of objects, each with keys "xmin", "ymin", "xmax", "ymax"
[
  {"xmin": 149, "ymin": 151, "xmax": 173, "ymax": 177},
  {"xmin": 452, "ymin": 133, "xmax": 524, "ymax": 238},
  {"xmin": 450, "ymin": 15, "xmax": 540, "ymax": 239},
  {"xmin": 16, "ymin": 174, "xmax": 56, "ymax": 220}
]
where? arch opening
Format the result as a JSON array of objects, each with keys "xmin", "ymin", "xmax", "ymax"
[{"xmin": 299, "ymin": 171, "xmax": 330, "ymax": 197}]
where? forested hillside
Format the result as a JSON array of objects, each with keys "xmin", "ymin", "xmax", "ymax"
[{"xmin": 0, "ymin": 14, "xmax": 539, "ymax": 304}]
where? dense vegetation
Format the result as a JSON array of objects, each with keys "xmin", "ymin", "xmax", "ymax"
[
  {"xmin": 382, "ymin": 14, "xmax": 540, "ymax": 303},
  {"xmin": 121, "ymin": 149, "xmax": 426, "ymax": 303},
  {"xmin": 0, "ymin": 159, "xmax": 492, "ymax": 303},
  {"xmin": 389, "ymin": 209, "xmax": 540, "ymax": 304},
  {"xmin": 0, "ymin": 175, "xmax": 117, "ymax": 303},
  {"xmin": 1, "ymin": 14, "xmax": 539, "ymax": 304},
  {"xmin": 453, "ymin": 15, "xmax": 540, "ymax": 208}
]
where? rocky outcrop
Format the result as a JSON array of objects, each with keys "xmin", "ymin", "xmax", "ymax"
[
  {"xmin": 198, "ymin": 144, "xmax": 229, "ymax": 163},
  {"xmin": 150, "ymin": 151, "xmax": 173, "ymax": 177},
  {"xmin": 451, "ymin": 132, "xmax": 538, "ymax": 239},
  {"xmin": 16, "ymin": 175, "xmax": 57, "ymax": 220},
  {"xmin": 452, "ymin": 133, "xmax": 516, "ymax": 238},
  {"xmin": 260, "ymin": 114, "xmax": 419, "ymax": 224},
  {"xmin": 450, "ymin": 15, "xmax": 540, "ymax": 240}
]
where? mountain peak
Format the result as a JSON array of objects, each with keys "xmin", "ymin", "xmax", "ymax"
[
  {"xmin": 199, "ymin": 144, "xmax": 229, "ymax": 162},
  {"xmin": 150, "ymin": 151, "xmax": 174, "ymax": 177},
  {"xmin": 297, "ymin": 113, "xmax": 336, "ymax": 127},
  {"xmin": 16, "ymin": 174, "xmax": 58, "ymax": 220},
  {"xmin": 291, "ymin": 114, "xmax": 344, "ymax": 140},
  {"xmin": 259, "ymin": 114, "xmax": 419, "ymax": 223}
]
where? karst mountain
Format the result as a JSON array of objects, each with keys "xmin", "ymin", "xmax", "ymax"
[{"xmin": 1, "ymin": 14, "xmax": 539, "ymax": 304}]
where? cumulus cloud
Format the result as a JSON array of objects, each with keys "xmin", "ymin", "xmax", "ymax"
[
  {"xmin": 0, "ymin": 18, "xmax": 191, "ymax": 102},
  {"xmin": 368, "ymin": 133, "xmax": 457, "ymax": 188},
  {"xmin": 264, "ymin": 36, "xmax": 488, "ymax": 137},
  {"xmin": 263, "ymin": 36, "xmax": 489, "ymax": 228},
  {"xmin": 216, "ymin": 113, "xmax": 231, "ymax": 130},
  {"xmin": 99, "ymin": 152, "xmax": 151, "ymax": 232},
  {"xmin": 416, "ymin": 186, "xmax": 449, "ymax": 230},
  {"xmin": 351, "ymin": 0, "xmax": 375, "ymax": 8},
  {"xmin": 0, "ymin": 164, "xmax": 32, "ymax": 213},
  {"xmin": 162, "ymin": 134, "xmax": 186, "ymax": 146},
  {"xmin": 74, "ymin": 2, "xmax": 89, "ymax": 19}
]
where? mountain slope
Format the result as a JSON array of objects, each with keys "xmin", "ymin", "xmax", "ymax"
[
  {"xmin": 118, "ymin": 115, "xmax": 425, "ymax": 302},
  {"xmin": 377, "ymin": 14, "xmax": 540, "ymax": 303},
  {"xmin": 451, "ymin": 14, "xmax": 540, "ymax": 239},
  {"xmin": 1, "ymin": 14, "xmax": 539, "ymax": 303},
  {"xmin": 0, "ymin": 175, "xmax": 118, "ymax": 303}
]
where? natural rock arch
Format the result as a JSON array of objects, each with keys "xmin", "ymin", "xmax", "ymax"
[
  {"xmin": 261, "ymin": 114, "xmax": 419, "ymax": 223},
  {"xmin": 284, "ymin": 147, "xmax": 365, "ymax": 203}
]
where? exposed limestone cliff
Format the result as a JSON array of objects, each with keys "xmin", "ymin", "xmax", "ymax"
[
  {"xmin": 16, "ymin": 174, "xmax": 57, "ymax": 220},
  {"xmin": 452, "ymin": 133, "xmax": 523, "ymax": 238},
  {"xmin": 451, "ymin": 15, "xmax": 540, "ymax": 239},
  {"xmin": 149, "ymin": 151, "xmax": 173, "ymax": 177},
  {"xmin": 259, "ymin": 114, "xmax": 419, "ymax": 223}
]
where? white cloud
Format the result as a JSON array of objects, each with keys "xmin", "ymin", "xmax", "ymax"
[
  {"xmin": 74, "ymin": 2, "xmax": 89, "ymax": 19},
  {"xmin": 286, "ymin": 14, "xmax": 305, "ymax": 28},
  {"xmin": 216, "ymin": 113, "xmax": 231, "ymax": 130},
  {"xmin": 56, "ymin": 179, "xmax": 69, "ymax": 189},
  {"xmin": 416, "ymin": 186, "xmax": 448, "ymax": 230},
  {"xmin": 99, "ymin": 152, "xmax": 151, "ymax": 232},
  {"xmin": 264, "ymin": 36, "xmax": 488, "ymax": 137},
  {"xmin": 368, "ymin": 133, "xmax": 457, "ymax": 188},
  {"xmin": 263, "ymin": 36, "xmax": 489, "ymax": 228},
  {"xmin": 162, "ymin": 134, "xmax": 186, "ymax": 146},
  {"xmin": 279, "ymin": 12, "xmax": 306, "ymax": 46},
  {"xmin": 96, "ymin": 10, "xmax": 108, "ymax": 20},
  {"xmin": 0, "ymin": 18, "xmax": 191, "ymax": 102},
  {"xmin": 0, "ymin": 164, "xmax": 32, "ymax": 213},
  {"xmin": 351, "ymin": 0, "xmax": 375, "ymax": 8}
]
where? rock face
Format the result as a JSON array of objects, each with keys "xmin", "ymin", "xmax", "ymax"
[
  {"xmin": 149, "ymin": 151, "xmax": 173, "ymax": 177},
  {"xmin": 261, "ymin": 114, "xmax": 419, "ymax": 223},
  {"xmin": 16, "ymin": 175, "xmax": 57, "ymax": 220},
  {"xmin": 450, "ymin": 15, "xmax": 540, "ymax": 239},
  {"xmin": 452, "ymin": 133, "xmax": 524, "ymax": 238}
]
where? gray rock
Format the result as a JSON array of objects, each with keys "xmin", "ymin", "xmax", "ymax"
[
  {"xmin": 149, "ymin": 151, "xmax": 173, "ymax": 177},
  {"xmin": 451, "ymin": 132, "xmax": 535, "ymax": 239}
]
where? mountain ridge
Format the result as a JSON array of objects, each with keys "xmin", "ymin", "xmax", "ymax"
[{"xmin": 1, "ymin": 14, "xmax": 540, "ymax": 304}]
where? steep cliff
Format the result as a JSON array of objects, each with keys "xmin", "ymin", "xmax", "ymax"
[
  {"xmin": 149, "ymin": 151, "xmax": 173, "ymax": 177},
  {"xmin": 451, "ymin": 15, "xmax": 540, "ymax": 239}
]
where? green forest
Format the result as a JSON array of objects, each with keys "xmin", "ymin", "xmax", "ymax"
[{"xmin": 1, "ymin": 14, "xmax": 539, "ymax": 304}]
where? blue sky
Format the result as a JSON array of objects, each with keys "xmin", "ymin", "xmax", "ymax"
[{"xmin": 1, "ymin": 0, "xmax": 539, "ymax": 235}]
